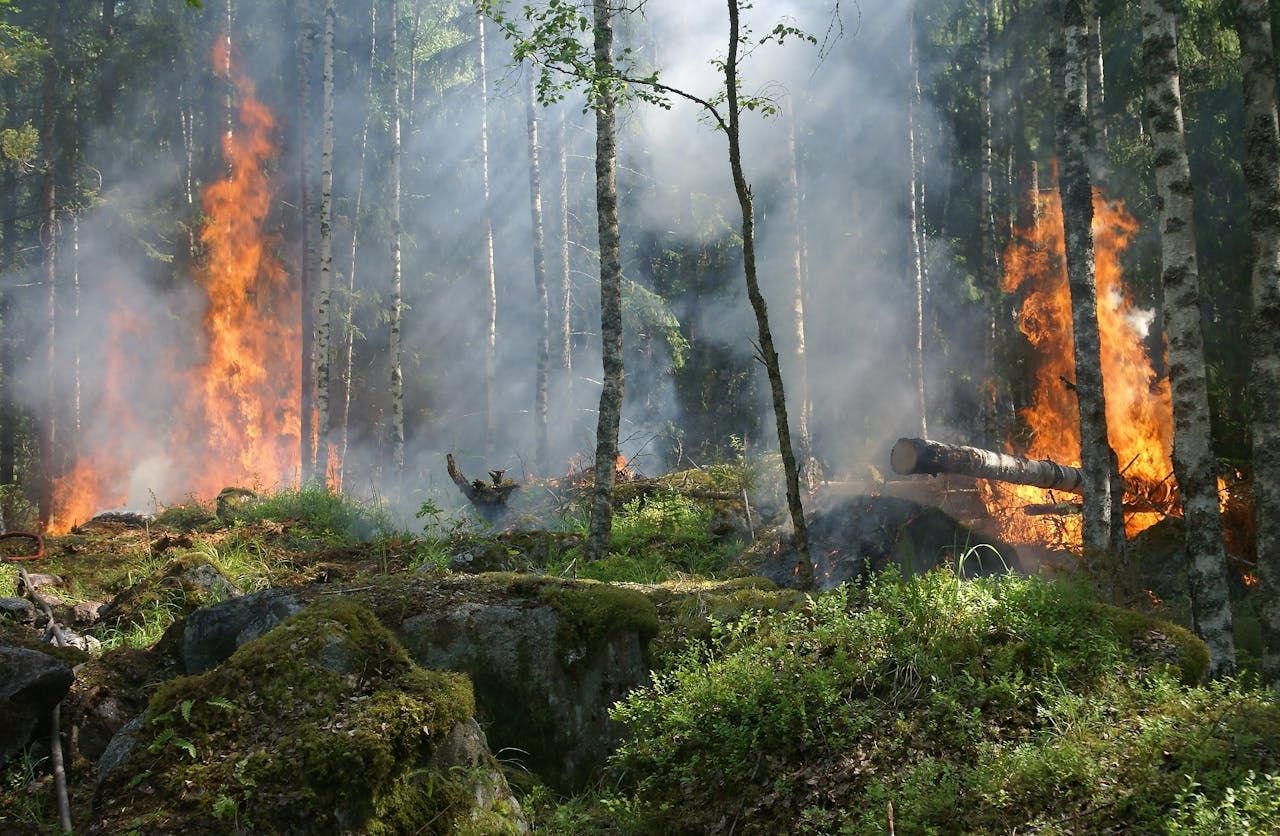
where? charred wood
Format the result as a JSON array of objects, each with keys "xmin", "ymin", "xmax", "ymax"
[{"xmin": 891, "ymin": 437, "xmax": 1085, "ymax": 493}]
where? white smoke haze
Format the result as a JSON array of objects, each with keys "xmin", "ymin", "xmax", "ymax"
[{"xmin": 4, "ymin": 0, "xmax": 984, "ymax": 526}]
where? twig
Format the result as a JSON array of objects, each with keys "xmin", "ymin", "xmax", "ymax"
[{"xmin": 17, "ymin": 567, "xmax": 73, "ymax": 833}]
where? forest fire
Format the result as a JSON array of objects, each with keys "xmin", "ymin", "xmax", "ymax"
[
  {"xmin": 979, "ymin": 184, "xmax": 1177, "ymax": 548},
  {"xmin": 46, "ymin": 42, "xmax": 299, "ymax": 533}
]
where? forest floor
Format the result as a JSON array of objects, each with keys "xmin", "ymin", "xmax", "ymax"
[{"xmin": 1, "ymin": 475, "xmax": 1278, "ymax": 833}]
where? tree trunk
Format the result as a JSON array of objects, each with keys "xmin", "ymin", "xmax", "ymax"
[
  {"xmin": 1234, "ymin": 0, "xmax": 1280, "ymax": 684},
  {"xmin": 1086, "ymin": 0, "xmax": 1107, "ymax": 163},
  {"xmin": 1055, "ymin": 0, "xmax": 1117, "ymax": 568},
  {"xmin": 389, "ymin": 0, "xmax": 405, "ymax": 476},
  {"xmin": 584, "ymin": 0, "xmax": 623, "ymax": 564},
  {"xmin": 558, "ymin": 107, "xmax": 573, "ymax": 403},
  {"xmin": 479, "ymin": 14, "xmax": 498, "ymax": 460},
  {"xmin": 338, "ymin": 0, "xmax": 377, "ymax": 490},
  {"xmin": 313, "ymin": 0, "xmax": 336, "ymax": 485},
  {"xmin": 891, "ymin": 437, "xmax": 1085, "ymax": 492},
  {"xmin": 1141, "ymin": 0, "xmax": 1235, "ymax": 677},
  {"xmin": 786, "ymin": 105, "xmax": 815, "ymax": 488},
  {"xmin": 99, "ymin": 0, "xmax": 117, "ymax": 128},
  {"xmin": 38, "ymin": 0, "xmax": 59, "ymax": 529},
  {"xmin": 908, "ymin": 5, "xmax": 928, "ymax": 440},
  {"xmin": 979, "ymin": 0, "xmax": 999, "ymax": 446},
  {"xmin": 297, "ymin": 0, "xmax": 316, "ymax": 481},
  {"xmin": 1, "ymin": 115, "xmax": 16, "ymax": 488},
  {"xmin": 725, "ymin": 0, "xmax": 810, "ymax": 586},
  {"xmin": 526, "ymin": 71, "xmax": 550, "ymax": 475}
]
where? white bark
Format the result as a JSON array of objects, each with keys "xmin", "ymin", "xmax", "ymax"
[
  {"xmin": 1141, "ymin": 0, "xmax": 1235, "ymax": 677},
  {"xmin": 389, "ymin": 0, "xmax": 405, "ymax": 475},
  {"xmin": 314, "ymin": 0, "xmax": 335, "ymax": 484},
  {"xmin": 1235, "ymin": 0, "xmax": 1280, "ymax": 685}
]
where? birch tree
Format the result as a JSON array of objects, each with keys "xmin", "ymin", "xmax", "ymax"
[
  {"xmin": 527, "ymin": 70, "xmax": 551, "ymax": 476},
  {"xmin": 1141, "ymin": 0, "xmax": 1235, "ymax": 677},
  {"xmin": 479, "ymin": 13, "xmax": 498, "ymax": 461},
  {"xmin": 389, "ymin": 0, "xmax": 405, "ymax": 476},
  {"xmin": 1054, "ymin": 0, "xmax": 1117, "ymax": 567},
  {"xmin": 37, "ymin": 0, "xmax": 59, "ymax": 527},
  {"xmin": 786, "ymin": 105, "xmax": 815, "ymax": 487},
  {"xmin": 1234, "ymin": 0, "xmax": 1280, "ymax": 685},
  {"xmin": 978, "ymin": 0, "xmax": 999, "ymax": 446},
  {"xmin": 314, "ymin": 0, "xmax": 336, "ymax": 484},
  {"xmin": 908, "ymin": 4, "xmax": 927, "ymax": 440},
  {"xmin": 338, "ymin": 0, "xmax": 378, "ymax": 489},
  {"xmin": 296, "ymin": 0, "xmax": 317, "ymax": 480}
]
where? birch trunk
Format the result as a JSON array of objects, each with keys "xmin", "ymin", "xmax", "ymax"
[
  {"xmin": 297, "ymin": 0, "xmax": 316, "ymax": 481},
  {"xmin": 725, "ymin": 0, "xmax": 810, "ymax": 586},
  {"xmin": 1, "ymin": 122, "xmax": 15, "ymax": 487},
  {"xmin": 558, "ymin": 108, "xmax": 573, "ymax": 403},
  {"xmin": 1141, "ymin": 0, "xmax": 1235, "ymax": 677},
  {"xmin": 1086, "ymin": 0, "xmax": 1107, "ymax": 161},
  {"xmin": 338, "ymin": 0, "xmax": 377, "ymax": 489},
  {"xmin": 908, "ymin": 4, "xmax": 928, "ymax": 440},
  {"xmin": 479, "ymin": 14, "xmax": 498, "ymax": 460},
  {"xmin": 978, "ymin": 0, "xmax": 998, "ymax": 445},
  {"xmin": 38, "ymin": 0, "xmax": 59, "ymax": 528},
  {"xmin": 584, "ymin": 0, "xmax": 623, "ymax": 564},
  {"xmin": 526, "ymin": 71, "xmax": 550, "ymax": 475},
  {"xmin": 389, "ymin": 0, "xmax": 405, "ymax": 476},
  {"xmin": 1055, "ymin": 0, "xmax": 1116, "ymax": 568},
  {"xmin": 1234, "ymin": 0, "xmax": 1280, "ymax": 685},
  {"xmin": 786, "ymin": 105, "xmax": 814, "ymax": 488},
  {"xmin": 314, "ymin": 0, "xmax": 336, "ymax": 485}
]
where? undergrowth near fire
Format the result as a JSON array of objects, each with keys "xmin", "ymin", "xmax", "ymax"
[{"xmin": 0, "ymin": 476, "xmax": 1276, "ymax": 833}]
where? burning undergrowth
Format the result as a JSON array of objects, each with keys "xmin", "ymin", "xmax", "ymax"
[{"xmin": 47, "ymin": 41, "xmax": 300, "ymax": 534}]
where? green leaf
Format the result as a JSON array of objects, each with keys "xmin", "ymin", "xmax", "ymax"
[{"xmin": 180, "ymin": 699, "xmax": 194, "ymax": 724}]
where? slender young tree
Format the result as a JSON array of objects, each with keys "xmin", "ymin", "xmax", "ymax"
[
  {"xmin": 526, "ymin": 70, "xmax": 550, "ymax": 475},
  {"xmin": 1141, "ymin": 0, "xmax": 1236, "ymax": 677},
  {"xmin": 558, "ymin": 107, "xmax": 573, "ymax": 409},
  {"xmin": 314, "ymin": 0, "xmax": 336, "ymax": 484},
  {"xmin": 907, "ymin": 4, "xmax": 928, "ymax": 440},
  {"xmin": 479, "ymin": 13, "xmax": 498, "ymax": 460},
  {"xmin": 389, "ymin": 0, "xmax": 405, "ymax": 476},
  {"xmin": 1085, "ymin": 0, "xmax": 1107, "ymax": 163},
  {"xmin": 1235, "ymin": 0, "xmax": 1280, "ymax": 685},
  {"xmin": 723, "ymin": 0, "xmax": 811, "ymax": 582},
  {"xmin": 1055, "ymin": 0, "xmax": 1116, "ymax": 567},
  {"xmin": 786, "ymin": 104, "xmax": 815, "ymax": 488},
  {"xmin": 584, "ymin": 0, "xmax": 624, "ymax": 564},
  {"xmin": 37, "ymin": 0, "xmax": 59, "ymax": 527},
  {"xmin": 296, "ymin": 0, "xmax": 316, "ymax": 480},
  {"xmin": 338, "ymin": 0, "xmax": 378, "ymax": 489},
  {"xmin": 978, "ymin": 0, "xmax": 1001, "ymax": 445}
]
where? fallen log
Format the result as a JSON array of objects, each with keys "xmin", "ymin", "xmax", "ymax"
[{"xmin": 891, "ymin": 437, "xmax": 1084, "ymax": 494}]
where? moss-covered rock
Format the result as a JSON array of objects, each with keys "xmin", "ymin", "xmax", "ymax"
[
  {"xmin": 89, "ymin": 598, "xmax": 524, "ymax": 835},
  {"xmin": 370, "ymin": 574, "xmax": 656, "ymax": 793},
  {"xmin": 97, "ymin": 555, "xmax": 242, "ymax": 633}
]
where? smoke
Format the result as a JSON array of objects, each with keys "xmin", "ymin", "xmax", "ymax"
[{"xmin": 3, "ymin": 0, "xmax": 977, "ymax": 525}]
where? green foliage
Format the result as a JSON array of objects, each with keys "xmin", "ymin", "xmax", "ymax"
[
  {"xmin": 224, "ymin": 485, "xmax": 395, "ymax": 545},
  {"xmin": 605, "ymin": 570, "xmax": 1279, "ymax": 833},
  {"xmin": 548, "ymin": 487, "xmax": 735, "ymax": 583},
  {"xmin": 1168, "ymin": 771, "xmax": 1280, "ymax": 834}
]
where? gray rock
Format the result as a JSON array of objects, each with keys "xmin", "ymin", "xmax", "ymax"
[
  {"xmin": 0, "ymin": 596, "xmax": 37, "ymax": 625},
  {"xmin": 51, "ymin": 627, "xmax": 101, "ymax": 654},
  {"xmin": 179, "ymin": 561, "xmax": 242, "ymax": 601},
  {"xmin": 95, "ymin": 714, "xmax": 144, "ymax": 788},
  {"xmin": 71, "ymin": 601, "xmax": 105, "ymax": 626},
  {"xmin": 395, "ymin": 589, "xmax": 652, "ymax": 792},
  {"xmin": 181, "ymin": 589, "xmax": 303, "ymax": 674},
  {"xmin": 20, "ymin": 573, "xmax": 63, "ymax": 591},
  {"xmin": 0, "ymin": 644, "xmax": 75, "ymax": 764}
]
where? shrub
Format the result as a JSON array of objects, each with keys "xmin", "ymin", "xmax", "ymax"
[{"xmin": 607, "ymin": 570, "xmax": 1280, "ymax": 833}]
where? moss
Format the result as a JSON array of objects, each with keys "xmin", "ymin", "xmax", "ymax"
[
  {"xmin": 0, "ymin": 619, "xmax": 91, "ymax": 666},
  {"xmin": 94, "ymin": 598, "xmax": 481, "ymax": 834},
  {"xmin": 1098, "ymin": 603, "xmax": 1212, "ymax": 685},
  {"xmin": 528, "ymin": 578, "xmax": 659, "ymax": 661}
]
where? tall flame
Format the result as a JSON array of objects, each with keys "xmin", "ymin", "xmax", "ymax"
[
  {"xmin": 981, "ymin": 180, "xmax": 1176, "ymax": 547},
  {"xmin": 46, "ymin": 39, "xmax": 298, "ymax": 532}
]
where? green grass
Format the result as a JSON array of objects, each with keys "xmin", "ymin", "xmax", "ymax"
[{"xmin": 221, "ymin": 485, "xmax": 398, "ymax": 545}]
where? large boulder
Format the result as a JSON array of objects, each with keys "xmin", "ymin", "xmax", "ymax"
[
  {"xmin": 178, "ymin": 574, "xmax": 659, "ymax": 793},
  {"xmin": 0, "ymin": 644, "xmax": 75, "ymax": 764},
  {"xmin": 388, "ymin": 575, "xmax": 657, "ymax": 793},
  {"xmin": 90, "ymin": 598, "xmax": 525, "ymax": 834},
  {"xmin": 746, "ymin": 495, "xmax": 1022, "ymax": 589}
]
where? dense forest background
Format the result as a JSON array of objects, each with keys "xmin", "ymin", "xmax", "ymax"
[{"xmin": 0, "ymin": 0, "xmax": 1274, "ymax": 522}]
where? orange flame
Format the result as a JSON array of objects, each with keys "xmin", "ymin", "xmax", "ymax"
[
  {"xmin": 980, "ymin": 179, "xmax": 1176, "ymax": 547},
  {"xmin": 46, "ymin": 38, "xmax": 299, "ymax": 532}
]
